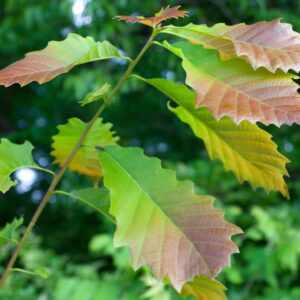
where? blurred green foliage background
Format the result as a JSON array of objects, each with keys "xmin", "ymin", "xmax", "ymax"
[{"xmin": 0, "ymin": 0, "xmax": 300, "ymax": 299}]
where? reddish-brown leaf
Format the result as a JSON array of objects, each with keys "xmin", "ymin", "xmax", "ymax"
[
  {"xmin": 115, "ymin": 6, "xmax": 188, "ymax": 28},
  {"xmin": 137, "ymin": 77, "xmax": 290, "ymax": 198},
  {"xmin": 0, "ymin": 34, "xmax": 124, "ymax": 87},
  {"xmin": 162, "ymin": 19, "xmax": 300, "ymax": 73},
  {"xmin": 162, "ymin": 41, "xmax": 300, "ymax": 126}
]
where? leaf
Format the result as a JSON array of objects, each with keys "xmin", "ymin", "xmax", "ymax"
[
  {"xmin": 141, "ymin": 273, "xmax": 171, "ymax": 300},
  {"xmin": 181, "ymin": 276, "xmax": 227, "ymax": 300},
  {"xmin": 0, "ymin": 139, "xmax": 51, "ymax": 193},
  {"xmin": 73, "ymin": 188, "xmax": 110, "ymax": 215},
  {"xmin": 54, "ymin": 278, "xmax": 120, "ymax": 300},
  {"xmin": 35, "ymin": 267, "xmax": 49, "ymax": 279},
  {"xmin": 98, "ymin": 145, "xmax": 242, "ymax": 291},
  {"xmin": 51, "ymin": 118, "xmax": 118, "ymax": 178},
  {"xmin": 11, "ymin": 267, "xmax": 49, "ymax": 279},
  {"xmin": 160, "ymin": 41, "xmax": 300, "ymax": 126},
  {"xmin": 135, "ymin": 76, "xmax": 289, "ymax": 197},
  {"xmin": 79, "ymin": 83, "xmax": 111, "ymax": 106},
  {"xmin": 115, "ymin": 6, "xmax": 188, "ymax": 28},
  {"xmin": 0, "ymin": 34, "xmax": 127, "ymax": 87},
  {"xmin": 161, "ymin": 19, "xmax": 300, "ymax": 73},
  {"xmin": 55, "ymin": 188, "xmax": 113, "ymax": 222},
  {"xmin": 0, "ymin": 217, "xmax": 23, "ymax": 246}
]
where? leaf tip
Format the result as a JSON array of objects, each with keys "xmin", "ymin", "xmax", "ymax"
[{"xmin": 114, "ymin": 6, "xmax": 189, "ymax": 28}]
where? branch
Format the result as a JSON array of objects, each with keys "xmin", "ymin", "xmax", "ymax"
[{"xmin": 0, "ymin": 28, "xmax": 159, "ymax": 288}]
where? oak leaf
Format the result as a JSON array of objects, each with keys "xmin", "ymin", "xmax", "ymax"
[
  {"xmin": 162, "ymin": 19, "xmax": 300, "ymax": 73},
  {"xmin": 0, "ymin": 34, "xmax": 126, "ymax": 87},
  {"xmin": 136, "ymin": 77, "xmax": 290, "ymax": 198},
  {"xmin": 0, "ymin": 139, "xmax": 50, "ymax": 193},
  {"xmin": 115, "ymin": 6, "xmax": 188, "ymax": 28},
  {"xmin": 181, "ymin": 276, "xmax": 227, "ymax": 300},
  {"xmin": 161, "ymin": 41, "xmax": 300, "ymax": 126},
  {"xmin": 51, "ymin": 118, "xmax": 118, "ymax": 178},
  {"xmin": 98, "ymin": 145, "xmax": 242, "ymax": 291}
]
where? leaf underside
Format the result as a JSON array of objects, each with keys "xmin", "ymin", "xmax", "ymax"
[
  {"xmin": 161, "ymin": 41, "xmax": 300, "ymax": 126},
  {"xmin": 162, "ymin": 19, "xmax": 300, "ymax": 73},
  {"xmin": 0, "ymin": 139, "xmax": 42, "ymax": 193},
  {"xmin": 51, "ymin": 118, "xmax": 118, "ymax": 178},
  {"xmin": 98, "ymin": 145, "xmax": 242, "ymax": 291},
  {"xmin": 0, "ymin": 33, "xmax": 125, "ymax": 87},
  {"xmin": 137, "ymin": 77, "xmax": 290, "ymax": 198},
  {"xmin": 115, "ymin": 5, "xmax": 188, "ymax": 28}
]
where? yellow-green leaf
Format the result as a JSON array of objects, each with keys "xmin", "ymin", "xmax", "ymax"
[
  {"xmin": 181, "ymin": 276, "xmax": 227, "ymax": 300},
  {"xmin": 135, "ymin": 77, "xmax": 290, "ymax": 198},
  {"xmin": 51, "ymin": 118, "xmax": 118, "ymax": 178},
  {"xmin": 79, "ymin": 83, "xmax": 111, "ymax": 106}
]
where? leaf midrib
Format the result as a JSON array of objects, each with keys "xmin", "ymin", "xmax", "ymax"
[{"xmin": 102, "ymin": 149, "xmax": 211, "ymax": 275}]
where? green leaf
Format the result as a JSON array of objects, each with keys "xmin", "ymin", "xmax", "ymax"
[
  {"xmin": 55, "ymin": 188, "xmax": 113, "ymax": 222},
  {"xmin": 0, "ymin": 33, "xmax": 129, "ymax": 87},
  {"xmin": 0, "ymin": 139, "xmax": 52, "ymax": 193},
  {"xmin": 35, "ymin": 267, "xmax": 49, "ymax": 279},
  {"xmin": 0, "ymin": 217, "xmax": 23, "ymax": 246},
  {"xmin": 98, "ymin": 145, "xmax": 242, "ymax": 291},
  {"xmin": 135, "ymin": 77, "xmax": 290, "ymax": 198},
  {"xmin": 141, "ymin": 273, "xmax": 171, "ymax": 300},
  {"xmin": 73, "ymin": 188, "xmax": 110, "ymax": 215},
  {"xmin": 54, "ymin": 278, "xmax": 120, "ymax": 300},
  {"xmin": 181, "ymin": 276, "xmax": 227, "ymax": 300},
  {"xmin": 158, "ymin": 41, "xmax": 300, "ymax": 126},
  {"xmin": 89, "ymin": 234, "xmax": 115, "ymax": 254},
  {"xmin": 51, "ymin": 118, "xmax": 119, "ymax": 178},
  {"xmin": 79, "ymin": 82, "xmax": 112, "ymax": 106}
]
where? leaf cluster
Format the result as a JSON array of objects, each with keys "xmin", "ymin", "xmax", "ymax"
[{"xmin": 1, "ymin": 4, "xmax": 300, "ymax": 299}]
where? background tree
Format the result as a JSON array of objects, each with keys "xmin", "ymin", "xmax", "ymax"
[{"xmin": 0, "ymin": 1, "xmax": 300, "ymax": 299}]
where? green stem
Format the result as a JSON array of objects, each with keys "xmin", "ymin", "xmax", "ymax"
[
  {"xmin": 0, "ymin": 29, "xmax": 158, "ymax": 289},
  {"xmin": 54, "ymin": 190, "xmax": 116, "ymax": 224},
  {"xmin": 25, "ymin": 165, "xmax": 55, "ymax": 176},
  {"xmin": 11, "ymin": 268, "xmax": 48, "ymax": 279}
]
